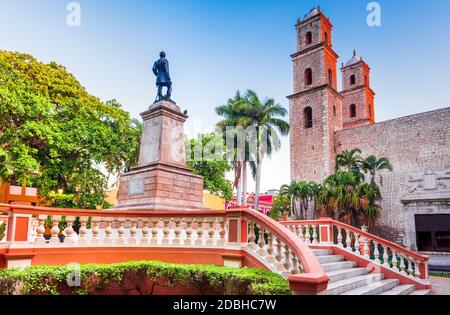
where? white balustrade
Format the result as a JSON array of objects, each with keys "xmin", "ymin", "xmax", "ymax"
[{"xmin": 281, "ymin": 220, "xmax": 428, "ymax": 280}]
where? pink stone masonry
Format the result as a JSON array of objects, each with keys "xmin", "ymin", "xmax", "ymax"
[{"xmin": 115, "ymin": 100, "xmax": 205, "ymax": 211}]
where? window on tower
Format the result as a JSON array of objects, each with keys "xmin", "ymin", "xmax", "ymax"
[
  {"xmin": 328, "ymin": 69, "xmax": 333, "ymax": 86},
  {"xmin": 305, "ymin": 68, "xmax": 313, "ymax": 86},
  {"xmin": 324, "ymin": 32, "xmax": 329, "ymax": 44},
  {"xmin": 365, "ymin": 75, "xmax": 368, "ymax": 85},
  {"xmin": 350, "ymin": 104, "xmax": 356, "ymax": 118},
  {"xmin": 350, "ymin": 75, "xmax": 356, "ymax": 85},
  {"xmin": 305, "ymin": 32, "xmax": 312, "ymax": 45},
  {"xmin": 304, "ymin": 107, "xmax": 313, "ymax": 129}
]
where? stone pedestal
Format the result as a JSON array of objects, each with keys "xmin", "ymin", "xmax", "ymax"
[{"xmin": 114, "ymin": 100, "xmax": 205, "ymax": 211}]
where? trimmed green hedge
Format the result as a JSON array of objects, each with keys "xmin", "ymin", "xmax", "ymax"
[
  {"xmin": 0, "ymin": 261, "xmax": 290, "ymax": 295},
  {"xmin": 430, "ymin": 271, "xmax": 450, "ymax": 278}
]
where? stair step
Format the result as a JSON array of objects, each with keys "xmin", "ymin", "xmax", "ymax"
[
  {"xmin": 312, "ymin": 249, "xmax": 331, "ymax": 257},
  {"xmin": 317, "ymin": 255, "xmax": 344, "ymax": 264},
  {"xmin": 341, "ymin": 279, "xmax": 399, "ymax": 295},
  {"xmin": 326, "ymin": 273, "xmax": 383, "ymax": 295},
  {"xmin": 380, "ymin": 284, "xmax": 416, "ymax": 295},
  {"xmin": 322, "ymin": 261, "xmax": 355, "ymax": 273},
  {"xmin": 409, "ymin": 290, "xmax": 431, "ymax": 295},
  {"xmin": 327, "ymin": 268, "xmax": 370, "ymax": 283}
]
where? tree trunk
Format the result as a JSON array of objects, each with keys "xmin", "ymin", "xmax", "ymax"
[
  {"xmin": 254, "ymin": 160, "xmax": 262, "ymax": 211},
  {"xmin": 234, "ymin": 162, "xmax": 242, "ymax": 206},
  {"xmin": 241, "ymin": 162, "xmax": 247, "ymax": 206}
]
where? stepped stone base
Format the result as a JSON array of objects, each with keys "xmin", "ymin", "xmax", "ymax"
[{"xmin": 114, "ymin": 162, "xmax": 205, "ymax": 211}]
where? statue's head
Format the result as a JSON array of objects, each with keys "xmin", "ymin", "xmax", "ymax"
[{"xmin": 160, "ymin": 51, "xmax": 166, "ymax": 58}]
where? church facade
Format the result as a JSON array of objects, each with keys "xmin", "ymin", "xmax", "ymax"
[{"xmin": 289, "ymin": 8, "xmax": 450, "ymax": 252}]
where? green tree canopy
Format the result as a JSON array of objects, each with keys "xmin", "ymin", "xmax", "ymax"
[
  {"xmin": 186, "ymin": 132, "xmax": 233, "ymax": 201},
  {"xmin": 0, "ymin": 51, "xmax": 142, "ymax": 208}
]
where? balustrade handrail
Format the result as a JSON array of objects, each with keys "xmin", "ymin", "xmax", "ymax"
[
  {"xmin": 228, "ymin": 207, "xmax": 325, "ymax": 276},
  {"xmin": 281, "ymin": 218, "xmax": 429, "ymax": 262},
  {"xmin": 0, "ymin": 203, "xmax": 225, "ymax": 218}
]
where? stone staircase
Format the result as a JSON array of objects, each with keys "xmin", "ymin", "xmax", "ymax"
[{"xmin": 313, "ymin": 249, "xmax": 431, "ymax": 295}]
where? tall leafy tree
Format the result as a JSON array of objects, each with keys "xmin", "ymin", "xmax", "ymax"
[
  {"xmin": 0, "ymin": 51, "xmax": 142, "ymax": 208},
  {"xmin": 186, "ymin": 133, "xmax": 233, "ymax": 201},
  {"xmin": 0, "ymin": 148, "xmax": 14, "ymax": 184}
]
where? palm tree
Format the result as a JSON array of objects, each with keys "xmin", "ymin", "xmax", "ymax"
[
  {"xmin": 362, "ymin": 155, "xmax": 393, "ymax": 186},
  {"xmin": 296, "ymin": 181, "xmax": 313, "ymax": 220},
  {"xmin": 242, "ymin": 90, "xmax": 289, "ymax": 211},
  {"xmin": 335, "ymin": 148, "xmax": 363, "ymax": 172},
  {"xmin": 216, "ymin": 92, "xmax": 251, "ymax": 206},
  {"xmin": 280, "ymin": 183, "xmax": 298, "ymax": 218},
  {"xmin": 308, "ymin": 182, "xmax": 322, "ymax": 219}
]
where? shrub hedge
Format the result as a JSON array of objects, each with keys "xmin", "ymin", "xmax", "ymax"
[{"xmin": 0, "ymin": 261, "xmax": 290, "ymax": 295}]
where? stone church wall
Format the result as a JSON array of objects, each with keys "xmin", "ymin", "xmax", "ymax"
[{"xmin": 334, "ymin": 107, "xmax": 450, "ymax": 244}]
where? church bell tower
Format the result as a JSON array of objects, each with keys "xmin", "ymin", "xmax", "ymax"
[{"xmin": 289, "ymin": 7, "xmax": 343, "ymax": 183}]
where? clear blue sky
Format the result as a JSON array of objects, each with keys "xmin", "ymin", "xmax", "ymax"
[{"xmin": 1, "ymin": 0, "xmax": 450, "ymax": 192}]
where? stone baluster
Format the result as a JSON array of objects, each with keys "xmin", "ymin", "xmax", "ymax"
[
  {"xmin": 283, "ymin": 244, "xmax": 291, "ymax": 277},
  {"xmin": 104, "ymin": 218, "xmax": 113, "ymax": 245},
  {"xmin": 91, "ymin": 217, "xmax": 100, "ymax": 245},
  {"xmin": 407, "ymin": 257, "xmax": 414, "ymax": 276},
  {"xmin": 30, "ymin": 218, "xmax": 37, "ymax": 241},
  {"xmin": 35, "ymin": 215, "xmax": 47, "ymax": 245},
  {"xmin": 414, "ymin": 259, "xmax": 421, "ymax": 278},
  {"xmin": 180, "ymin": 218, "xmax": 187, "ymax": 244},
  {"xmin": 173, "ymin": 218, "xmax": 182, "ymax": 246},
  {"xmin": 217, "ymin": 218, "xmax": 226, "ymax": 246},
  {"xmin": 300, "ymin": 225, "xmax": 306, "ymax": 242},
  {"xmin": 312, "ymin": 225, "xmax": 318, "ymax": 244},
  {"xmin": 266, "ymin": 232, "xmax": 277, "ymax": 264},
  {"xmin": 150, "ymin": 219, "xmax": 160, "ymax": 245},
  {"xmin": 345, "ymin": 229, "xmax": 352, "ymax": 251},
  {"xmin": 382, "ymin": 245, "xmax": 390, "ymax": 268},
  {"xmin": 399, "ymin": 253, "xmax": 407, "ymax": 275},
  {"xmin": 391, "ymin": 250, "xmax": 399, "ymax": 271},
  {"xmin": 305, "ymin": 225, "xmax": 311, "ymax": 244},
  {"xmin": 116, "ymin": 219, "xmax": 126, "ymax": 245},
  {"xmin": 291, "ymin": 254, "xmax": 300, "ymax": 275},
  {"xmin": 206, "ymin": 218, "xmax": 215, "ymax": 246},
  {"xmin": 141, "ymin": 219, "xmax": 150, "ymax": 245},
  {"xmin": 161, "ymin": 219, "xmax": 170, "ymax": 246},
  {"xmin": 362, "ymin": 236, "xmax": 370, "ymax": 258},
  {"xmin": 274, "ymin": 237, "xmax": 284, "ymax": 272},
  {"xmin": 354, "ymin": 234, "xmax": 360, "ymax": 255},
  {"xmin": 129, "ymin": 219, "xmax": 138, "ymax": 245},
  {"xmin": 289, "ymin": 225, "xmax": 295, "ymax": 233},
  {"xmin": 195, "ymin": 218, "xmax": 204, "ymax": 246},
  {"xmin": 78, "ymin": 217, "xmax": 88, "ymax": 245},
  {"xmin": 256, "ymin": 226, "xmax": 267, "ymax": 257},
  {"xmin": 374, "ymin": 242, "xmax": 382, "ymax": 264},
  {"xmin": 64, "ymin": 216, "xmax": 76, "ymax": 245},
  {"xmin": 184, "ymin": 218, "xmax": 194, "ymax": 246},
  {"xmin": 247, "ymin": 220, "xmax": 257, "ymax": 250},
  {"xmin": 50, "ymin": 216, "xmax": 61, "ymax": 245},
  {"xmin": 337, "ymin": 227, "xmax": 343, "ymax": 247}
]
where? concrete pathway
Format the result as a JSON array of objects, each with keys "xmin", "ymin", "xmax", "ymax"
[{"xmin": 430, "ymin": 276, "xmax": 450, "ymax": 295}]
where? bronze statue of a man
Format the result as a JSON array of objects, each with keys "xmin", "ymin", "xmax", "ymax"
[{"xmin": 152, "ymin": 51, "xmax": 172, "ymax": 102}]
